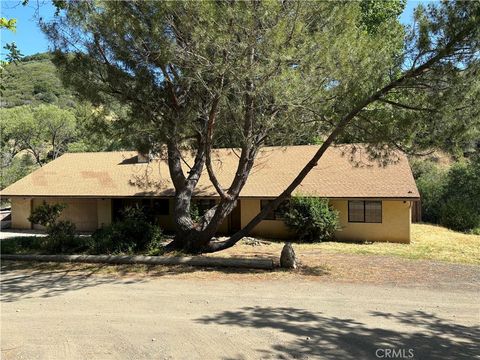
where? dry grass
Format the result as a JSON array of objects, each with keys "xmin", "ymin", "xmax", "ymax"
[
  {"xmin": 215, "ymin": 224, "xmax": 480, "ymax": 265},
  {"xmin": 2, "ymin": 224, "xmax": 477, "ymax": 287}
]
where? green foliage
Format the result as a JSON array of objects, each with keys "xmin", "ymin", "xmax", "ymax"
[
  {"xmin": 439, "ymin": 159, "xmax": 480, "ymax": 231},
  {"xmin": 41, "ymin": 1, "xmax": 411, "ymax": 154},
  {"xmin": 439, "ymin": 200, "xmax": 480, "ymax": 233},
  {"xmin": 28, "ymin": 202, "xmax": 66, "ymax": 228},
  {"xmin": 0, "ymin": 235, "xmax": 88, "ymax": 255},
  {"xmin": 28, "ymin": 202, "xmax": 77, "ymax": 253},
  {"xmin": 0, "ymin": 154, "xmax": 37, "ymax": 189},
  {"xmin": 43, "ymin": 220, "xmax": 77, "ymax": 253},
  {"xmin": 360, "ymin": 0, "xmax": 406, "ymax": 34},
  {"xmin": 90, "ymin": 206, "xmax": 164, "ymax": 254},
  {"xmin": 0, "ymin": 17, "xmax": 17, "ymax": 31},
  {"xmin": 1, "ymin": 55, "xmax": 76, "ymax": 108},
  {"xmin": 0, "ymin": 104, "xmax": 76, "ymax": 166},
  {"xmin": 189, "ymin": 202, "xmax": 201, "ymax": 223},
  {"xmin": 284, "ymin": 197, "xmax": 340, "ymax": 243},
  {"xmin": 411, "ymin": 160, "xmax": 448, "ymax": 224},
  {"xmin": 0, "ymin": 237, "xmax": 46, "ymax": 255},
  {"xmin": 413, "ymin": 158, "xmax": 480, "ymax": 232}
]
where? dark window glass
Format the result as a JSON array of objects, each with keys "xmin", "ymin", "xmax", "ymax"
[
  {"xmin": 365, "ymin": 201, "xmax": 382, "ymax": 223},
  {"xmin": 348, "ymin": 200, "xmax": 382, "ymax": 223},
  {"xmin": 348, "ymin": 200, "xmax": 365, "ymax": 222},
  {"xmin": 153, "ymin": 199, "xmax": 169, "ymax": 216},
  {"xmin": 260, "ymin": 200, "xmax": 289, "ymax": 220},
  {"xmin": 261, "ymin": 200, "xmax": 275, "ymax": 220}
]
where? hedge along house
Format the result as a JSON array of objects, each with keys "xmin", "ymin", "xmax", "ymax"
[{"xmin": 1, "ymin": 145, "xmax": 419, "ymax": 243}]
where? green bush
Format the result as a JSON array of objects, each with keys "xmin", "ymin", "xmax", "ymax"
[
  {"xmin": 439, "ymin": 200, "xmax": 480, "ymax": 233},
  {"xmin": 28, "ymin": 202, "xmax": 77, "ymax": 253},
  {"xmin": 0, "ymin": 237, "xmax": 46, "ymax": 254},
  {"xmin": 90, "ymin": 205, "xmax": 164, "ymax": 254},
  {"xmin": 28, "ymin": 202, "xmax": 66, "ymax": 228},
  {"xmin": 45, "ymin": 220, "xmax": 77, "ymax": 253},
  {"xmin": 411, "ymin": 160, "xmax": 448, "ymax": 224},
  {"xmin": 412, "ymin": 157, "xmax": 480, "ymax": 232},
  {"xmin": 439, "ymin": 159, "xmax": 480, "ymax": 232},
  {"xmin": 284, "ymin": 197, "xmax": 340, "ymax": 243}
]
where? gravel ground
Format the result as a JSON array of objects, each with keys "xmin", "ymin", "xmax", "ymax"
[{"xmin": 1, "ymin": 260, "xmax": 479, "ymax": 360}]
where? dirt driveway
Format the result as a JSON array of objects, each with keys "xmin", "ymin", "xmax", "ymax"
[{"xmin": 1, "ymin": 260, "xmax": 479, "ymax": 360}]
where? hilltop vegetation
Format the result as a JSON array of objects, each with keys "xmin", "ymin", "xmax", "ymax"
[
  {"xmin": 1, "ymin": 53, "xmax": 77, "ymax": 108},
  {"xmin": 0, "ymin": 53, "xmax": 124, "ymax": 195}
]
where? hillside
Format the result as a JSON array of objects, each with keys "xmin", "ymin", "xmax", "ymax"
[{"xmin": 1, "ymin": 53, "xmax": 77, "ymax": 108}]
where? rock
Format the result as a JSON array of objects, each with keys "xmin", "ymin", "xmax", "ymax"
[{"xmin": 280, "ymin": 242, "xmax": 297, "ymax": 269}]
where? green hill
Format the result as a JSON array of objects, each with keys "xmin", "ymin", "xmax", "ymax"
[{"xmin": 1, "ymin": 53, "xmax": 77, "ymax": 108}]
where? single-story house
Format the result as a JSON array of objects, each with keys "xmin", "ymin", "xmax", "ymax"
[{"xmin": 0, "ymin": 145, "xmax": 419, "ymax": 243}]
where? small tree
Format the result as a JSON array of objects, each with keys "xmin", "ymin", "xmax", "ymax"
[
  {"xmin": 28, "ymin": 202, "xmax": 66, "ymax": 228},
  {"xmin": 28, "ymin": 202, "xmax": 76, "ymax": 253},
  {"xmin": 284, "ymin": 197, "xmax": 340, "ymax": 243}
]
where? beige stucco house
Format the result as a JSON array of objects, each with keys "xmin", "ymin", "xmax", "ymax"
[{"xmin": 0, "ymin": 145, "xmax": 420, "ymax": 243}]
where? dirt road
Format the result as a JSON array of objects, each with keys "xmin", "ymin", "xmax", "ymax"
[{"xmin": 1, "ymin": 263, "xmax": 479, "ymax": 360}]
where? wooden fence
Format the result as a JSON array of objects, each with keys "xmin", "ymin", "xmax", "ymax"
[{"xmin": 411, "ymin": 200, "xmax": 422, "ymax": 223}]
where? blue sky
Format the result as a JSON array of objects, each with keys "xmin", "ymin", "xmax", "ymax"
[{"xmin": 1, "ymin": 0, "xmax": 431, "ymax": 60}]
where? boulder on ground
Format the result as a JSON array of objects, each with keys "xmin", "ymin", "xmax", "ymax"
[{"xmin": 280, "ymin": 242, "xmax": 297, "ymax": 269}]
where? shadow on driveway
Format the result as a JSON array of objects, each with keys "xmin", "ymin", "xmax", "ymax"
[
  {"xmin": 0, "ymin": 261, "xmax": 148, "ymax": 303},
  {"xmin": 196, "ymin": 306, "xmax": 479, "ymax": 360},
  {"xmin": 0, "ymin": 260, "xmax": 276, "ymax": 302}
]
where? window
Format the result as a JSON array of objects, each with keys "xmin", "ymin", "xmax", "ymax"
[
  {"xmin": 260, "ymin": 200, "xmax": 289, "ymax": 220},
  {"xmin": 348, "ymin": 200, "xmax": 382, "ymax": 223},
  {"xmin": 152, "ymin": 199, "xmax": 170, "ymax": 216}
]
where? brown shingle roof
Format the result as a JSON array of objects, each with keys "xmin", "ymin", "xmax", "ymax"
[{"xmin": 0, "ymin": 145, "xmax": 419, "ymax": 199}]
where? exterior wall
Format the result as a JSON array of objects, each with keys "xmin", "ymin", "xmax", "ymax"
[
  {"xmin": 32, "ymin": 198, "xmax": 99, "ymax": 232},
  {"xmin": 330, "ymin": 199, "xmax": 411, "ymax": 243},
  {"xmin": 97, "ymin": 199, "xmax": 112, "ymax": 228},
  {"xmin": 240, "ymin": 199, "xmax": 293, "ymax": 239},
  {"xmin": 11, "ymin": 198, "xmax": 32, "ymax": 229},
  {"xmin": 10, "ymin": 196, "xmax": 411, "ymax": 243}
]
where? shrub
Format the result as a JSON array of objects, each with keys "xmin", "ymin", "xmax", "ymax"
[
  {"xmin": 46, "ymin": 220, "xmax": 77, "ymax": 253},
  {"xmin": 439, "ymin": 159, "xmax": 480, "ymax": 231},
  {"xmin": 411, "ymin": 160, "xmax": 448, "ymax": 224},
  {"xmin": 439, "ymin": 200, "xmax": 480, "ymax": 233},
  {"xmin": 28, "ymin": 202, "xmax": 77, "ymax": 253},
  {"xmin": 28, "ymin": 202, "xmax": 66, "ymax": 228},
  {"xmin": 284, "ymin": 197, "xmax": 340, "ymax": 243},
  {"xmin": 90, "ymin": 205, "xmax": 164, "ymax": 254},
  {"xmin": 412, "ymin": 157, "xmax": 480, "ymax": 232}
]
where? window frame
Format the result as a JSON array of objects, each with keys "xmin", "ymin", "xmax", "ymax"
[{"xmin": 348, "ymin": 200, "xmax": 382, "ymax": 224}]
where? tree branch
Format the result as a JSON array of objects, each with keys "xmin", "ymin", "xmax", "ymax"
[{"xmin": 204, "ymin": 25, "xmax": 474, "ymax": 252}]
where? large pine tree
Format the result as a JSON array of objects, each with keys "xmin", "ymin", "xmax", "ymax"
[{"xmin": 42, "ymin": 0, "xmax": 479, "ymax": 252}]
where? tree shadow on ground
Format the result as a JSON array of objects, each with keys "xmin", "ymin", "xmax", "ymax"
[
  {"xmin": 196, "ymin": 306, "xmax": 479, "ymax": 360},
  {"xmin": 0, "ymin": 260, "xmax": 283, "ymax": 302},
  {"xmin": 0, "ymin": 261, "xmax": 149, "ymax": 303}
]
